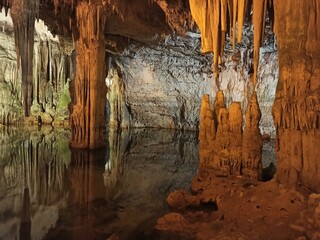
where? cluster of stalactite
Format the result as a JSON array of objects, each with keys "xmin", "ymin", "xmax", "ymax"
[
  {"xmin": 32, "ymin": 38, "xmax": 73, "ymax": 124},
  {"xmin": 272, "ymin": 0, "xmax": 320, "ymax": 192},
  {"xmin": 199, "ymin": 91, "xmax": 263, "ymax": 180},
  {"xmin": 0, "ymin": 37, "xmax": 73, "ymax": 126},
  {"xmin": 189, "ymin": 0, "xmax": 273, "ymax": 85},
  {"xmin": 1, "ymin": 0, "xmax": 108, "ymax": 148},
  {"xmin": 70, "ymin": 1, "xmax": 107, "ymax": 149}
]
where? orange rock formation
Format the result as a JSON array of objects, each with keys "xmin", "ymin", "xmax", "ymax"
[
  {"xmin": 200, "ymin": 91, "xmax": 263, "ymax": 179},
  {"xmin": 70, "ymin": 1, "xmax": 107, "ymax": 149}
]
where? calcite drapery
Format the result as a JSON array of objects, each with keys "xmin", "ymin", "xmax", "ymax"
[
  {"xmin": 10, "ymin": 0, "xmax": 39, "ymax": 116},
  {"xmin": 188, "ymin": 0, "xmax": 270, "ymax": 85},
  {"xmin": 273, "ymin": 0, "xmax": 320, "ymax": 192},
  {"xmin": 70, "ymin": 1, "xmax": 107, "ymax": 149}
]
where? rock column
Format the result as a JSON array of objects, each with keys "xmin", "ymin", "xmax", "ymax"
[
  {"xmin": 70, "ymin": 1, "xmax": 107, "ymax": 149},
  {"xmin": 273, "ymin": 0, "xmax": 320, "ymax": 192}
]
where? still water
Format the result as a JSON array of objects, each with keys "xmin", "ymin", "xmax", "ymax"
[{"xmin": 0, "ymin": 127, "xmax": 199, "ymax": 240}]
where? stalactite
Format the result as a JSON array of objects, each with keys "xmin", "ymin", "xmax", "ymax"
[
  {"xmin": 10, "ymin": 0, "xmax": 39, "ymax": 116},
  {"xmin": 237, "ymin": 0, "xmax": 247, "ymax": 43},
  {"xmin": 70, "ymin": 1, "xmax": 107, "ymax": 149},
  {"xmin": 189, "ymin": 0, "xmax": 270, "ymax": 86},
  {"xmin": 252, "ymin": 0, "xmax": 267, "ymax": 85}
]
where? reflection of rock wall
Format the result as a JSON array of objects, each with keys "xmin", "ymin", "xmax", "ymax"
[
  {"xmin": 103, "ymin": 128, "xmax": 199, "ymax": 238},
  {"xmin": 0, "ymin": 12, "xmax": 72, "ymax": 126},
  {"xmin": 0, "ymin": 127, "xmax": 70, "ymax": 240}
]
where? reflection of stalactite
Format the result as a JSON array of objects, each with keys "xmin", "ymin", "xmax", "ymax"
[
  {"xmin": 0, "ymin": 126, "xmax": 71, "ymax": 239},
  {"xmin": 0, "ymin": 127, "xmax": 70, "ymax": 205},
  {"xmin": 19, "ymin": 188, "xmax": 31, "ymax": 240},
  {"xmin": 103, "ymin": 130, "xmax": 128, "ymax": 201}
]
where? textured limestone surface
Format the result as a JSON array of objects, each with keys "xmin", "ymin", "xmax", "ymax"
[{"xmin": 110, "ymin": 25, "xmax": 278, "ymax": 136}]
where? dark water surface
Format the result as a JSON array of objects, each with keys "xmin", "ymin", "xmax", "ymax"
[{"xmin": 0, "ymin": 127, "xmax": 199, "ymax": 240}]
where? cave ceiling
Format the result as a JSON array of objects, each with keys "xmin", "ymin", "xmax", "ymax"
[{"xmin": 0, "ymin": 0, "xmax": 192, "ymax": 52}]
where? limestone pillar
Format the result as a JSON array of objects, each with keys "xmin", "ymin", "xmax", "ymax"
[{"xmin": 70, "ymin": 1, "xmax": 107, "ymax": 149}]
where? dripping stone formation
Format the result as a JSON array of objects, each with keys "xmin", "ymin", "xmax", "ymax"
[{"xmin": 0, "ymin": 0, "xmax": 319, "ymax": 226}]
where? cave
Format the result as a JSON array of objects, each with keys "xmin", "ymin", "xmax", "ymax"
[{"xmin": 0, "ymin": 0, "xmax": 319, "ymax": 239}]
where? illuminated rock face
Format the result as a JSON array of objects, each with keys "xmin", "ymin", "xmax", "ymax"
[
  {"xmin": 110, "ymin": 33, "xmax": 278, "ymax": 135},
  {"xmin": 70, "ymin": 2, "xmax": 107, "ymax": 149},
  {"xmin": 273, "ymin": 0, "xmax": 320, "ymax": 192}
]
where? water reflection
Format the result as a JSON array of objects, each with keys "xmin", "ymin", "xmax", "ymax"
[{"xmin": 0, "ymin": 127, "xmax": 199, "ymax": 240}]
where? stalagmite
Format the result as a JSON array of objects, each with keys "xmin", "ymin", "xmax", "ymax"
[
  {"xmin": 242, "ymin": 92, "xmax": 262, "ymax": 180},
  {"xmin": 199, "ymin": 92, "xmax": 243, "ymax": 177},
  {"xmin": 213, "ymin": 90, "xmax": 226, "ymax": 126},
  {"xmin": 199, "ymin": 94, "xmax": 216, "ymax": 170},
  {"xmin": 70, "ymin": 1, "xmax": 107, "ymax": 149}
]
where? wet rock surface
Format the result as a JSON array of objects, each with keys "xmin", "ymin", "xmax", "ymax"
[{"xmin": 153, "ymin": 175, "xmax": 318, "ymax": 240}]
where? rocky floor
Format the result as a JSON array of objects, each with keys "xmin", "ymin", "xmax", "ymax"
[{"xmin": 149, "ymin": 175, "xmax": 320, "ymax": 240}]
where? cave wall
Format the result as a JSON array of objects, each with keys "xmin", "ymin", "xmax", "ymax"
[
  {"xmin": 0, "ymin": 10, "xmax": 72, "ymax": 126},
  {"xmin": 109, "ymin": 28, "xmax": 278, "ymax": 136},
  {"xmin": 273, "ymin": 0, "xmax": 320, "ymax": 192}
]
